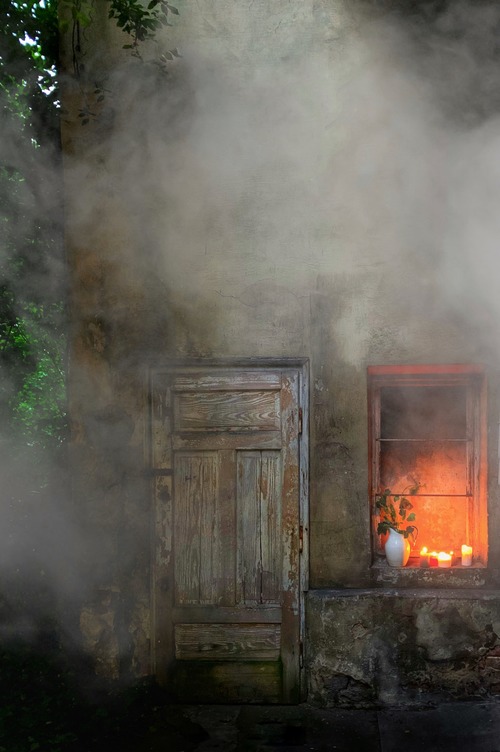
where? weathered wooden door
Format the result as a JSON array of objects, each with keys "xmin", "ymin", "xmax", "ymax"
[{"xmin": 150, "ymin": 363, "xmax": 308, "ymax": 703}]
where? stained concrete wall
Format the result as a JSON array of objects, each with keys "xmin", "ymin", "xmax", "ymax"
[
  {"xmin": 307, "ymin": 590, "xmax": 500, "ymax": 705},
  {"xmin": 60, "ymin": 0, "xmax": 500, "ymax": 698}
]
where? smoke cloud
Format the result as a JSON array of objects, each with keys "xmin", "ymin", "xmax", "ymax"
[
  {"xmin": 5, "ymin": 0, "xmax": 500, "ymax": 669},
  {"xmin": 83, "ymin": 0, "xmax": 500, "ymax": 369}
]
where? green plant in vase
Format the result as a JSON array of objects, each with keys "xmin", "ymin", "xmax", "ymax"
[
  {"xmin": 376, "ymin": 483, "xmax": 420, "ymax": 567},
  {"xmin": 376, "ymin": 484, "xmax": 419, "ymax": 538}
]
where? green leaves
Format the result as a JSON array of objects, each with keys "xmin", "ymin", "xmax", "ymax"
[
  {"xmin": 0, "ymin": 1, "xmax": 66, "ymax": 454},
  {"xmin": 108, "ymin": 0, "xmax": 180, "ymax": 46},
  {"xmin": 61, "ymin": 0, "xmax": 181, "ymax": 82},
  {"xmin": 375, "ymin": 483, "xmax": 420, "ymax": 538}
]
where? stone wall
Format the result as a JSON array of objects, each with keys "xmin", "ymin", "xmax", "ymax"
[{"xmin": 307, "ymin": 590, "xmax": 500, "ymax": 706}]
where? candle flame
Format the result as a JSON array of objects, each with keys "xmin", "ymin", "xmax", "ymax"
[{"xmin": 437, "ymin": 552, "xmax": 451, "ymax": 562}]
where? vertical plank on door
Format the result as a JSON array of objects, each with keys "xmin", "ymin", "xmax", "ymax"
[
  {"xmin": 174, "ymin": 453, "xmax": 216, "ymax": 604},
  {"xmin": 152, "ymin": 473, "xmax": 173, "ymax": 683},
  {"xmin": 280, "ymin": 371, "xmax": 301, "ymax": 703},
  {"xmin": 261, "ymin": 451, "xmax": 281, "ymax": 603},
  {"xmin": 237, "ymin": 452, "xmax": 261, "ymax": 604},
  {"xmin": 214, "ymin": 450, "xmax": 237, "ymax": 606},
  {"xmin": 199, "ymin": 453, "xmax": 219, "ymax": 604}
]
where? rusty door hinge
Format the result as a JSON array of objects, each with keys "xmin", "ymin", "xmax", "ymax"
[
  {"xmin": 298, "ymin": 407, "xmax": 303, "ymax": 436},
  {"xmin": 299, "ymin": 640, "xmax": 304, "ymax": 668},
  {"xmin": 299, "ymin": 525, "xmax": 304, "ymax": 554}
]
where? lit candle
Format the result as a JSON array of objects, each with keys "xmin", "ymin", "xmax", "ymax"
[
  {"xmin": 437, "ymin": 552, "xmax": 452, "ymax": 568},
  {"xmin": 429, "ymin": 551, "xmax": 439, "ymax": 567},
  {"xmin": 461, "ymin": 544, "xmax": 473, "ymax": 567},
  {"xmin": 419, "ymin": 547, "xmax": 430, "ymax": 568}
]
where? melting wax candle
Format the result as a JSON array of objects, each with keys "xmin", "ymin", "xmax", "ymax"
[
  {"xmin": 419, "ymin": 547, "xmax": 430, "ymax": 568},
  {"xmin": 429, "ymin": 552, "xmax": 439, "ymax": 567},
  {"xmin": 437, "ymin": 552, "xmax": 452, "ymax": 568},
  {"xmin": 461, "ymin": 544, "xmax": 473, "ymax": 567}
]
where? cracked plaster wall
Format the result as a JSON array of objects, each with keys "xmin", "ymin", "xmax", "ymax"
[{"xmin": 307, "ymin": 591, "xmax": 500, "ymax": 706}]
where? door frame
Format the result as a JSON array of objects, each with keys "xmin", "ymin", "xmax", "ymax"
[{"xmin": 147, "ymin": 357, "xmax": 309, "ymax": 701}]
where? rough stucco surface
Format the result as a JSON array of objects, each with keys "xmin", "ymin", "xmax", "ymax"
[
  {"xmin": 59, "ymin": 0, "xmax": 500, "ymax": 697},
  {"xmin": 307, "ymin": 590, "xmax": 500, "ymax": 706}
]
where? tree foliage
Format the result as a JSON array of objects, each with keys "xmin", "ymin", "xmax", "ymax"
[
  {"xmin": 60, "ymin": 0, "xmax": 180, "ymax": 65},
  {"xmin": 0, "ymin": 0, "xmax": 178, "ymax": 460},
  {"xmin": 0, "ymin": 0, "xmax": 65, "ymax": 461}
]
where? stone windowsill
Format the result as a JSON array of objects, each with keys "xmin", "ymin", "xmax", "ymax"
[{"xmin": 370, "ymin": 555, "xmax": 487, "ymax": 589}]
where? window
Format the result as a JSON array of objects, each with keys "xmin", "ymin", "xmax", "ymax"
[{"xmin": 368, "ymin": 365, "xmax": 487, "ymax": 568}]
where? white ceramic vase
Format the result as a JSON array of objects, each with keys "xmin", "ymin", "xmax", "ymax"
[{"xmin": 385, "ymin": 528, "xmax": 410, "ymax": 567}]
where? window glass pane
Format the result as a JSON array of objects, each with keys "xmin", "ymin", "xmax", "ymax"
[
  {"xmin": 380, "ymin": 386, "xmax": 467, "ymax": 440},
  {"xmin": 380, "ymin": 441, "xmax": 468, "ymax": 495},
  {"xmin": 405, "ymin": 495, "xmax": 468, "ymax": 554}
]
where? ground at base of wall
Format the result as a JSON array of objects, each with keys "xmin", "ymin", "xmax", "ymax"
[
  {"xmin": 3, "ymin": 636, "xmax": 500, "ymax": 752},
  {"xmin": 49, "ymin": 699, "xmax": 500, "ymax": 751},
  {"xmin": 182, "ymin": 701, "xmax": 500, "ymax": 752},
  {"xmin": 4, "ymin": 657, "xmax": 500, "ymax": 752}
]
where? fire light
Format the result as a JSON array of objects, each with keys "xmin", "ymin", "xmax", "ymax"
[
  {"xmin": 437, "ymin": 552, "xmax": 452, "ymax": 568},
  {"xmin": 420, "ymin": 548, "xmax": 457, "ymax": 568},
  {"xmin": 419, "ymin": 547, "xmax": 430, "ymax": 568}
]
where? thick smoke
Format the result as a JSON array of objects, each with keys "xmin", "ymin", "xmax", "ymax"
[
  {"xmin": 0, "ymin": 39, "xmax": 84, "ymax": 646},
  {"xmin": 6, "ymin": 0, "xmax": 500, "ymax": 667},
  {"xmin": 89, "ymin": 0, "xmax": 500, "ymax": 369}
]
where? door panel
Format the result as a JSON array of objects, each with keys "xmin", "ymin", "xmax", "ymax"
[
  {"xmin": 174, "ymin": 623, "xmax": 281, "ymax": 660},
  {"xmin": 173, "ymin": 390, "xmax": 281, "ymax": 432},
  {"xmin": 174, "ymin": 451, "xmax": 236, "ymax": 606},
  {"xmin": 237, "ymin": 451, "xmax": 281, "ymax": 603},
  {"xmin": 150, "ymin": 364, "xmax": 306, "ymax": 703}
]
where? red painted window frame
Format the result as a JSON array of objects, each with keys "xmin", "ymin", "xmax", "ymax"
[{"xmin": 367, "ymin": 364, "xmax": 488, "ymax": 566}]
